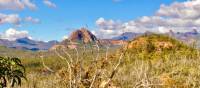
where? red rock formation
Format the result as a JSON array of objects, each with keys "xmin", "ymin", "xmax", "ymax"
[
  {"xmin": 68, "ymin": 28, "xmax": 97, "ymax": 43},
  {"xmin": 49, "ymin": 28, "xmax": 129, "ymax": 51}
]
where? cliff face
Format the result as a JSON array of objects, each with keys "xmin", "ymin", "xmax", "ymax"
[{"xmin": 68, "ymin": 28, "xmax": 97, "ymax": 43}]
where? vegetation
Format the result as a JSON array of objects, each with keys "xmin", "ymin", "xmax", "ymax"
[
  {"xmin": 118, "ymin": 34, "xmax": 200, "ymax": 87},
  {"xmin": 1, "ymin": 34, "xmax": 200, "ymax": 87},
  {"xmin": 0, "ymin": 57, "xmax": 26, "ymax": 88},
  {"xmin": 124, "ymin": 34, "xmax": 198, "ymax": 60}
]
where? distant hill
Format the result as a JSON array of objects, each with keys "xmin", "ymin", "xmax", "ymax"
[
  {"xmin": 113, "ymin": 29, "xmax": 200, "ymax": 46},
  {"xmin": 168, "ymin": 29, "xmax": 199, "ymax": 43},
  {"xmin": 63, "ymin": 27, "xmax": 127, "ymax": 45},
  {"xmin": 0, "ymin": 37, "xmax": 58, "ymax": 51},
  {"xmin": 112, "ymin": 32, "xmax": 142, "ymax": 40},
  {"xmin": 124, "ymin": 34, "xmax": 196, "ymax": 57},
  {"xmin": 50, "ymin": 28, "xmax": 127, "ymax": 50},
  {"xmin": 69, "ymin": 28, "xmax": 97, "ymax": 43}
]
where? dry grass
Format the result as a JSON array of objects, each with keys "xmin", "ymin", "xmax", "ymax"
[{"xmin": 8, "ymin": 34, "xmax": 200, "ymax": 88}]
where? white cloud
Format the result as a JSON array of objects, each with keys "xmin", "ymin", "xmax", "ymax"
[
  {"xmin": 43, "ymin": 0, "xmax": 56, "ymax": 8},
  {"xmin": 0, "ymin": 0, "xmax": 24, "ymax": 10},
  {"xmin": 22, "ymin": 0, "xmax": 37, "ymax": 10},
  {"xmin": 91, "ymin": 30, "xmax": 96, "ymax": 35},
  {"xmin": 0, "ymin": 0, "xmax": 36, "ymax": 10},
  {"xmin": 24, "ymin": 16, "xmax": 40, "ymax": 24},
  {"xmin": 156, "ymin": 1, "xmax": 200, "ymax": 19},
  {"xmin": 0, "ymin": 13, "xmax": 41, "ymax": 25},
  {"xmin": 0, "ymin": 13, "xmax": 21, "ymax": 25},
  {"xmin": 96, "ymin": 18, "xmax": 125, "ymax": 38},
  {"xmin": 96, "ymin": 17, "xmax": 123, "ymax": 30},
  {"xmin": 62, "ymin": 35, "xmax": 68, "ymax": 40},
  {"xmin": 95, "ymin": 0, "xmax": 200, "ymax": 38},
  {"xmin": 0, "ymin": 28, "xmax": 31, "ymax": 41},
  {"xmin": 96, "ymin": 17, "xmax": 106, "ymax": 26}
]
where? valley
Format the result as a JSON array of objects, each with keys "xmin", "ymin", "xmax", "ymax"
[
  {"xmin": 1, "ymin": 28, "xmax": 200, "ymax": 87},
  {"xmin": 1, "ymin": 0, "xmax": 200, "ymax": 87}
]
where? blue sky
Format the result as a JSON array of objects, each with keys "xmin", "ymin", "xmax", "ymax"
[{"xmin": 0, "ymin": 0, "xmax": 188, "ymax": 41}]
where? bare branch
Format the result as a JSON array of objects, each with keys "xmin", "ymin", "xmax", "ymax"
[
  {"xmin": 62, "ymin": 48, "xmax": 73, "ymax": 63},
  {"xmin": 74, "ymin": 47, "xmax": 79, "ymax": 63},
  {"xmin": 94, "ymin": 42, "xmax": 100, "ymax": 61},
  {"xmin": 106, "ymin": 46, "xmax": 109, "ymax": 60},
  {"xmin": 40, "ymin": 56, "xmax": 55, "ymax": 73},
  {"xmin": 102, "ymin": 53, "xmax": 123, "ymax": 88},
  {"xmin": 89, "ymin": 70, "xmax": 98, "ymax": 88},
  {"xmin": 55, "ymin": 49, "xmax": 72, "ymax": 88}
]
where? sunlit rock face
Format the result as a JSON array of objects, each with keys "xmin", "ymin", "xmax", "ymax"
[{"xmin": 68, "ymin": 28, "xmax": 97, "ymax": 43}]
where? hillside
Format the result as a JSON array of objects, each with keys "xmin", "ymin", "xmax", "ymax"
[{"xmin": 124, "ymin": 34, "xmax": 197, "ymax": 59}]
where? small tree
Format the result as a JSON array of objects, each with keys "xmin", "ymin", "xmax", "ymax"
[{"xmin": 0, "ymin": 57, "xmax": 26, "ymax": 88}]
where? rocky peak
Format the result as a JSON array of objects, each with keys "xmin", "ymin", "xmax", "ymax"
[{"xmin": 68, "ymin": 28, "xmax": 97, "ymax": 43}]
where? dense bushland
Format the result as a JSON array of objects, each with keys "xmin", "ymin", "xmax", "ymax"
[{"xmin": 1, "ymin": 34, "xmax": 200, "ymax": 88}]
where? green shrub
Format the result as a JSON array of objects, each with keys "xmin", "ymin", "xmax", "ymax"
[{"xmin": 0, "ymin": 57, "xmax": 26, "ymax": 88}]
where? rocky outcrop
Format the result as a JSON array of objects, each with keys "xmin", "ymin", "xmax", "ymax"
[
  {"xmin": 50, "ymin": 28, "xmax": 129, "ymax": 51},
  {"xmin": 68, "ymin": 28, "xmax": 97, "ymax": 43}
]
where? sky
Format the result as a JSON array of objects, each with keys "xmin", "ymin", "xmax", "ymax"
[{"xmin": 0, "ymin": 0, "xmax": 197, "ymax": 41}]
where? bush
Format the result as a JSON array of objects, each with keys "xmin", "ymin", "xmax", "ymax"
[{"xmin": 0, "ymin": 57, "xmax": 26, "ymax": 88}]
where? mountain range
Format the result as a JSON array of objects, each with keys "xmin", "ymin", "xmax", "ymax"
[
  {"xmin": 0, "ymin": 37, "xmax": 58, "ymax": 51},
  {"xmin": 112, "ymin": 29, "xmax": 200, "ymax": 44},
  {"xmin": 50, "ymin": 28, "xmax": 127, "ymax": 50},
  {"xmin": 0, "ymin": 28, "xmax": 199, "ymax": 51}
]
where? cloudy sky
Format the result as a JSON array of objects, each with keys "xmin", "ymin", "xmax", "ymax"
[{"xmin": 1, "ymin": 0, "xmax": 198, "ymax": 41}]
